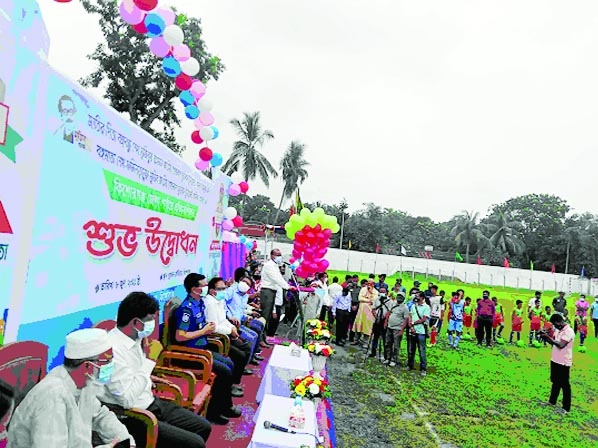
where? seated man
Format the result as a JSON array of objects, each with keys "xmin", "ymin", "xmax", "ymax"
[
  {"xmin": 175, "ymin": 273, "xmax": 243, "ymax": 424},
  {"xmin": 205, "ymin": 277, "xmax": 253, "ymax": 376},
  {"xmin": 9, "ymin": 328, "xmax": 135, "ymax": 447},
  {"xmin": 226, "ymin": 268, "xmax": 264, "ymax": 365},
  {"xmin": 102, "ymin": 292, "xmax": 212, "ymax": 447}
]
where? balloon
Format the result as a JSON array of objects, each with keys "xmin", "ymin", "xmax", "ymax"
[
  {"xmin": 245, "ymin": 241, "xmax": 253, "ymax": 250},
  {"xmin": 162, "ymin": 56, "xmax": 181, "ymax": 77},
  {"xmin": 163, "ymin": 25, "xmax": 184, "ymax": 46},
  {"xmin": 133, "ymin": 0, "xmax": 157, "ymax": 11},
  {"xmin": 184, "ymin": 105, "xmax": 199, "ymax": 119},
  {"xmin": 172, "ymin": 44, "xmax": 191, "ymax": 61},
  {"xmin": 149, "ymin": 36, "xmax": 170, "ymax": 57},
  {"xmin": 175, "ymin": 73, "xmax": 193, "ymax": 91},
  {"xmin": 132, "ymin": 21, "xmax": 148, "ymax": 34},
  {"xmin": 232, "ymin": 216, "xmax": 243, "ymax": 227},
  {"xmin": 252, "ymin": 241, "xmax": 258, "ymax": 249},
  {"xmin": 198, "ymin": 111, "xmax": 215, "ymax": 126},
  {"xmin": 239, "ymin": 236, "xmax": 247, "ymax": 244},
  {"xmin": 194, "ymin": 159, "xmax": 209, "ymax": 170},
  {"xmin": 191, "ymin": 130, "xmax": 203, "ymax": 144},
  {"xmin": 211, "ymin": 153, "xmax": 223, "ymax": 167},
  {"xmin": 222, "ymin": 220, "xmax": 234, "ymax": 231},
  {"xmin": 231, "ymin": 172, "xmax": 243, "ymax": 183},
  {"xmin": 292, "ymin": 250, "xmax": 302, "ymax": 259},
  {"xmin": 120, "ymin": 1, "xmax": 145, "ymax": 24},
  {"xmin": 239, "ymin": 181, "xmax": 249, "ymax": 193},
  {"xmin": 144, "ymin": 13, "xmax": 165, "ymax": 37},
  {"xmin": 199, "ymin": 147, "xmax": 213, "ymax": 161},
  {"xmin": 323, "ymin": 228, "xmax": 332, "ymax": 238},
  {"xmin": 199, "ymin": 127, "xmax": 214, "ymax": 141},
  {"xmin": 179, "ymin": 90, "xmax": 194, "ymax": 107},
  {"xmin": 197, "ymin": 97, "xmax": 213, "ymax": 111},
  {"xmin": 180, "ymin": 57, "xmax": 200, "ymax": 76},
  {"xmin": 224, "ymin": 207, "xmax": 238, "ymax": 220},
  {"xmin": 210, "ymin": 126, "xmax": 219, "ymax": 140},
  {"xmin": 190, "ymin": 80, "xmax": 206, "ymax": 99},
  {"xmin": 229, "ymin": 184, "xmax": 241, "ymax": 196},
  {"xmin": 154, "ymin": 6, "xmax": 175, "ymax": 26},
  {"xmin": 319, "ymin": 260, "xmax": 330, "ymax": 271},
  {"xmin": 300, "ymin": 208, "xmax": 310, "ymax": 217}
]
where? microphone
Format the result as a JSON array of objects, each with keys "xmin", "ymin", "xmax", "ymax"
[{"xmin": 264, "ymin": 420, "xmax": 292, "ymax": 433}]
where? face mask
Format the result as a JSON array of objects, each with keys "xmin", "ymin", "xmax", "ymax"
[
  {"xmin": 90, "ymin": 361, "xmax": 114, "ymax": 385},
  {"xmin": 274, "ymin": 256, "xmax": 283, "ymax": 264},
  {"xmin": 238, "ymin": 282, "xmax": 250, "ymax": 294},
  {"xmin": 380, "ymin": 293, "xmax": 387, "ymax": 298},
  {"xmin": 215, "ymin": 291, "xmax": 227, "ymax": 301},
  {"xmin": 200, "ymin": 286, "xmax": 209, "ymax": 296},
  {"xmin": 137, "ymin": 319, "xmax": 155, "ymax": 339}
]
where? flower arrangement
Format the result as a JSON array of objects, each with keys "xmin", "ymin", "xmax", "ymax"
[
  {"xmin": 306, "ymin": 342, "xmax": 334, "ymax": 358},
  {"xmin": 290, "ymin": 372, "xmax": 331, "ymax": 400},
  {"xmin": 305, "ymin": 319, "xmax": 332, "ymax": 341}
]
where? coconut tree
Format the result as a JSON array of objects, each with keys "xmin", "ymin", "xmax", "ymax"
[
  {"xmin": 273, "ymin": 141, "xmax": 310, "ymax": 225},
  {"xmin": 451, "ymin": 211, "xmax": 489, "ymax": 263},
  {"xmin": 486, "ymin": 212, "xmax": 525, "ymax": 257},
  {"xmin": 222, "ymin": 111, "xmax": 278, "ymax": 186}
]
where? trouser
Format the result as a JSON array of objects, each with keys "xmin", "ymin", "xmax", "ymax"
[
  {"xmin": 385, "ymin": 328, "xmax": 403, "ymax": 363},
  {"xmin": 371, "ymin": 321, "xmax": 386, "ymax": 355},
  {"xmin": 407, "ymin": 333, "xmax": 427, "ymax": 371},
  {"xmin": 580, "ymin": 331, "xmax": 586, "ymax": 345},
  {"xmin": 594, "ymin": 319, "xmax": 598, "ymax": 338},
  {"xmin": 477, "ymin": 316, "xmax": 493, "ymax": 346},
  {"xmin": 437, "ymin": 317, "xmax": 444, "ymax": 334},
  {"xmin": 211, "ymin": 347, "xmax": 244, "ymax": 385},
  {"xmin": 335, "ymin": 309, "xmax": 350, "ymax": 342},
  {"xmin": 230, "ymin": 338, "xmax": 251, "ymax": 377},
  {"xmin": 266, "ymin": 304, "xmax": 283, "ymax": 337},
  {"xmin": 319, "ymin": 305, "xmax": 335, "ymax": 328},
  {"xmin": 509, "ymin": 331, "xmax": 521, "ymax": 343},
  {"xmin": 259, "ymin": 288, "xmax": 277, "ymax": 340},
  {"xmin": 549, "ymin": 361, "xmax": 571, "ymax": 412},
  {"xmin": 249, "ymin": 318, "xmax": 265, "ymax": 337},
  {"xmin": 239, "ymin": 325, "xmax": 259, "ymax": 359},
  {"xmin": 124, "ymin": 397, "xmax": 212, "ymax": 448},
  {"xmin": 348, "ymin": 304, "xmax": 359, "ymax": 342}
]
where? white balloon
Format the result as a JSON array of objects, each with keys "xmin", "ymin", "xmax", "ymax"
[
  {"xmin": 180, "ymin": 57, "xmax": 200, "ymax": 76},
  {"xmin": 199, "ymin": 127, "xmax": 214, "ymax": 140},
  {"xmin": 163, "ymin": 25, "xmax": 184, "ymax": 46},
  {"xmin": 224, "ymin": 207, "xmax": 238, "ymax": 220},
  {"xmin": 231, "ymin": 172, "xmax": 243, "ymax": 183},
  {"xmin": 197, "ymin": 97, "xmax": 213, "ymax": 112}
]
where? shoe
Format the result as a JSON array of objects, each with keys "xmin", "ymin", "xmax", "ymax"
[
  {"xmin": 231, "ymin": 388, "xmax": 244, "ymax": 398},
  {"xmin": 260, "ymin": 342, "xmax": 273, "ymax": 349},
  {"xmin": 249, "ymin": 359, "xmax": 260, "ymax": 366},
  {"xmin": 254, "ymin": 354, "xmax": 265, "ymax": 361},
  {"xmin": 368, "ymin": 353, "xmax": 375, "ymax": 358},
  {"xmin": 420, "ymin": 371, "xmax": 427, "ymax": 377},
  {"xmin": 389, "ymin": 361, "xmax": 396, "ymax": 367},
  {"xmin": 209, "ymin": 414, "xmax": 229, "ymax": 425},
  {"xmin": 223, "ymin": 406, "xmax": 242, "ymax": 418},
  {"xmin": 378, "ymin": 355, "xmax": 385, "ymax": 362},
  {"xmin": 255, "ymin": 350, "xmax": 263, "ymax": 356},
  {"xmin": 350, "ymin": 341, "xmax": 360, "ymax": 346},
  {"xmin": 382, "ymin": 359, "xmax": 390, "ymax": 365},
  {"xmin": 555, "ymin": 407, "xmax": 569, "ymax": 415},
  {"xmin": 243, "ymin": 368, "xmax": 254, "ymax": 375},
  {"xmin": 336, "ymin": 341, "xmax": 345, "ymax": 347}
]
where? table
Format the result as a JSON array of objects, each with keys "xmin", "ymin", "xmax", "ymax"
[
  {"xmin": 248, "ymin": 394, "xmax": 317, "ymax": 448},
  {"xmin": 256, "ymin": 345, "xmax": 312, "ymax": 403}
]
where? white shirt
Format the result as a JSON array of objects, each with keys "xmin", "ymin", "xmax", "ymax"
[
  {"xmin": 101, "ymin": 328, "xmax": 156, "ymax": 410},
  {"xmin": 528, "ymin": 297, "xmax": 542, "ymax": 310},
  {"xmin": 204, "ymin": 294, "xmax": 235, "ymax": 335},
  {"xmin": 328, "ymin": 283, "xmax": 342, "ymax": 301},
  {"xmin": 314, "ymin": 280, "xmax": 332, "ymax": 308},
  {"xmin": 275, "ymin": 288, "xmax": 284, "ymax": 307},
  {"xmin": 429, "ymin": 295, "xmax": 443, "ymax": 318},
  {"xmin": 261, "ymin": 259, "xmax": 290, "ymax": 291},
  {"xmin": 9, "ymin": 366, "xmax": 133, "ymax": 448}
]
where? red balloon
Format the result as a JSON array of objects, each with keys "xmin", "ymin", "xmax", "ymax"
[
  {"xmin": 175, "ymin": 74, "xmax": 193, "ymax": 91},
  {"xmin": 239, "ymin": 181, "xmax": 249, "ymax": 193},
  {"xmin": 132, "ymin": 20, "xmax": 148, "ymax": 34},
  {"xmin": 54, "ymin": 0, "xmax": 73, "ymax": 2},
  {"xmin": 232, "ymin": 216, "xmax": 243, "ymax": 227},
  {"xmin": 292, "ymin": 250, "xmax": 302, "ymax": 259},
  {"xmin": 133, "ymin": 0, "xmax": 158, "ymax": 11},
  {"xmin": 191, "ymin": 131, "xmax": 204, "ymax": 144},
  {"xmin": 314, "ymin": 224, "xmax": 322, "ymax": 232},
  {"xmin": 199, "ymin": 147, "xmax": 213, "ymax": 161},
  {"xmin": 320, "ymin": 260, "xmax": 330, "ymax": 270},
  {"xmin": 323, "ymin": 229, "xmax": 332, "ymax": 238}
]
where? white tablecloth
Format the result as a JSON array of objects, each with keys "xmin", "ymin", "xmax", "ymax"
[
  {"xmin": 248, "ymin": 394, "xmax": 317, "ymax": 448},
  {"xmin": 256, "ymin": 345, "xmax": 312, "ymax": 403}
]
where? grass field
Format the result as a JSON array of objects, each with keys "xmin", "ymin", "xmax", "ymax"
[{"xmin": 327, "ymin": 270, "xmax": 598, "ymax": 448}]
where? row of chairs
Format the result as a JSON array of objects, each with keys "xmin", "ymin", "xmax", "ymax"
[{"xmin": 0, "ymin": 299, "xmax": 232, "ymax": 448}]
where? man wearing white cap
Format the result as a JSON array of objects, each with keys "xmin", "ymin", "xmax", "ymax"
[{"xmin": 8, "ymin": 328, "xmax": 135, "ymax": 447}]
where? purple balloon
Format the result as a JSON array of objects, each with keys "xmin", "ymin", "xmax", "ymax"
[
  {"xmin": 194, "ymin": 159, "xmax": 209, "ymax": 170},
  {"xmin": 229, "ymin": 184, "xmax": 241, "ymax": 196},
  {"xmin": 172, "ymin": 44, "xmax": 191, "ymax": 61},
  {"xmin": 149, "ymin": 37, "xmax": 170, "ymax": 58},
  {"xmin": 222, "ymin": 220, "xmax": 234, "ymax": 231},
  {"xmin": 190, "ymin": 80, "xmax": 206, "ymax": 98},
  {"xmin": 119, "ymin": 1, "xmax": 144, "ymax": 25},
  {"xmin": 154, "ymin": 6, "xmax": 176, "ymax": 26}
]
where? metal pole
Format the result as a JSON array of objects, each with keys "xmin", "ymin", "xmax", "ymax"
[
  {"xmin": 346, "ymin": 248, "xmax": 350, "ymax": 271},
  {"xmin": 565, "ymin": 240, "xmax": 570, "ymax": 275},
  {"xmin": 339, "ymin": 211, "xmax": 345, "ymax": 250}
]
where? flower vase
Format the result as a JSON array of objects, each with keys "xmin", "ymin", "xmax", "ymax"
[{"xmin": 311, "ymin": 354, "xmax": 326, "ymax": 373}]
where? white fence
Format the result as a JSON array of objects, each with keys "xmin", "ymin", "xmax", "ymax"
[{"xmin": 265, "ymin": 241, "xmax": 597, "ymax": 296}]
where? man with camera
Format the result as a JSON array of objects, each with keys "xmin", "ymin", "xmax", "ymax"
[
  {"xmin": 407, "ymin": 292, "xmax": 431, "ymax": 376},
  {"xmin": 539, "ymin": 313, "xmax": 575, "ymax": 414},
  {"xmin": 369, "ymin": 287, "xmax": 391, "ymax": 359}
]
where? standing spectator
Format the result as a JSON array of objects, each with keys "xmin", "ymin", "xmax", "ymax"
[
  {"xmin": 348, "ymin": 278, "xmax": 364, "ymax": 343},
  {"xmin": 540, "ymin": 314, "xmax": 575, "ymax": 414},
  {"xmin": 374, "ymin": 274, "xmax": 389, "ymax": 292},
  {"xmin": 327, "ymin": 276, "xmax": 343, "ymax": 322},
  {"xmin": 447, "ymin": 291, "xmax": 465, "ymax": 349},
  {"xmin": 591, "ymin": 295, "xmax": 598, "ymax": 338},
  {"xmin": 331, "ymin": 287, "xmax": 352, "ymax": 346},
  {"xmin": 266, "ymin": 286, "xmax": 284, "ymax": 337},
  {"xmin": 574, "ymin": 295, "xmax": 589, "ymax": 333},
  {"xmin": 407, "ymin": 292, "xmax": 430, "ymax": 376},
  {"xmin": 351, "ymin": 281, "xmax": 378, "ymax": 347},
  {"xmin": 392, "ymin": 279, "xmax": 406, "ymax": 295},
  {"xmin": 259, "ymin": 249, "xmax": 293, "ymax": 345},
  {"xmin": 552, "ymin": 292, "xmax": 568, "ymax": 319},
  {"xmin": 369, "ymin": 287, "xmax": 391, "ymax": 359},
  {"xmin": 384, "ymin": 292, "xmax": 409, "ymax": 366},
  {"xmin": 428, "ymin": 285, "xmax": 443, "ymax": 339},
  {"xmin": 476, "ymin": 290, "xmax": 495, "ymax": 348},
  {"xmin": 316, "ymin": 273, "xmax": 333, "ymax": 323}
]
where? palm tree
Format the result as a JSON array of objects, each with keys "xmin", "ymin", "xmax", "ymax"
[
  {"xmin": 451, "ymin": 211, "xmax": 489, "ymax": 263},
  {"xmin": 222, "ymin": 111, "xmax": 278, "ymax": 186},
  {"xmin": 486, "ymin": 213, "xmax": 525, "ymax": 257},
  {"xmin": 273, "ymin": 141, "xmax": 309, "ymax": 225}
]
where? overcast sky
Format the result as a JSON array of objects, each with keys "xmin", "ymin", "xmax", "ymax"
[{"xmin": 38, "ymin": 0, "xmax": 598, "ymax": 222}]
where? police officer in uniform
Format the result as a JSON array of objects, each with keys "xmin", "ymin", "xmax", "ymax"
[{"xmin": 175, "ymin": 273, "xmax": 242, "ymax": 425}]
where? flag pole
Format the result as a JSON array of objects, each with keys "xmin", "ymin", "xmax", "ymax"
[{"xmin": 346, "ymin": 245, "xmax": 350, "ymax": 271}]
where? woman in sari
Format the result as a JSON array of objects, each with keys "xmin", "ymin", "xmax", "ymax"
[{"xmin": 351, "ymin": 281, "xmax": 378, "ymax": 346}]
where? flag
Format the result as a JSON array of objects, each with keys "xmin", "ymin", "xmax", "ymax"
[
  {"xmin": 503, "ymin": 257, "xmax": 509, "ymax": 268},
  {"xmin": 348, "ymin": 240, "xmax": 352, "ymax": 249},
  {"xmin": 551, "ymin": 263, "xmax": 556, "ymax": 274},
  {"xmin": 401, "ymin": 245, "xmax": 407, "ymax": 256},
  {"xmin": 375, "ymin": 243, "xmax": 381, "ymax": 254},
  {"xmin": 530, "ymin": 260, "xmax": 534, "ymax": 271},
  {"xmin": 455, "ymin": 252, "xmax": 464, "ymax": 262},
  {"xmin": 477, "ymin": 256, "xmax": 482, "ymax": 266},
  {"xmin": 581, "ymin": 266, "xmax": 585, "ymax": 278},
  {"xmin": 295, "ymin": 189, "xmax": 303, "ymax": 214}
]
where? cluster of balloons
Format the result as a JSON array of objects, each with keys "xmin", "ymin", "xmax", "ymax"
[
  {"xmin": 117, "ymin": 0, "xmax": 223, "ymax": 171},
  {"xmin": 227, "ymin": 172, "xmax": 251, "ymax": 197},
  {"xmin": 222, "ymin": 206, "xmax": 254, "ymax": 250},
  {"xmin": 284, "ymin": 208, "xmax": 340, "ymax": 278}
]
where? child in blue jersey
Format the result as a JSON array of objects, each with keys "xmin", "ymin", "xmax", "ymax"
[{"xmin": 447, "ymin": 292, "xmax": 465, "ymax": 349}]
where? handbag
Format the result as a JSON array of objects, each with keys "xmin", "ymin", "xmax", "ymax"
[{"xmin": 414, "ymin": 305, "xmax": 429, "ymax": 338}]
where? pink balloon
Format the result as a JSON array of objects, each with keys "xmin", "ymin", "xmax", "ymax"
[
  {"xmin": 289, "ymin": 257, "xmax": 296, "ymax": 264},
  {"xmin": 172, "ymin": 44, "xmax": 191, "ymax": 61},
  {"xmin": 149, "ymin": 37, "xmax": 170, "ymax": 58},
  {"xmin": 154, "ymin": 6, "xmax": 175, "ymax": 26},
  {"xmin": 323, "ymin": 229, "xmax": 332, "ymax": 238},
  {"xmin": 229, "ymin": 184, "xmax": 241, "ymax": 196},
  {"xmin": 198, "ymin": 111, "xmax": 215, "ymax": 126},
  {"xmin": 190, "ymin": 80, "xmax": 206, "ymax": 98},
  {"xmin": 319, "ymin": 260, "xmax": 330, "ymax": 271},
  {"xmin": 222, "ymin": 220, "xmax": 234, "ymax": 231},
  {"xmin": 194, "ymin": 159, "xmax": 209, "ymax": 170},
  {"xmin": 292, "ymin": 250, "xmax": 302, "ymax": 259},
  {"xmin": 120, "ymin": 1, "xmax": 145, "ymax": 25}
]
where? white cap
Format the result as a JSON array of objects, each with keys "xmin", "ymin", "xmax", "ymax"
[{"xmin": 65, "ymin": 328, "xmax": 112, "ymax": 360}]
